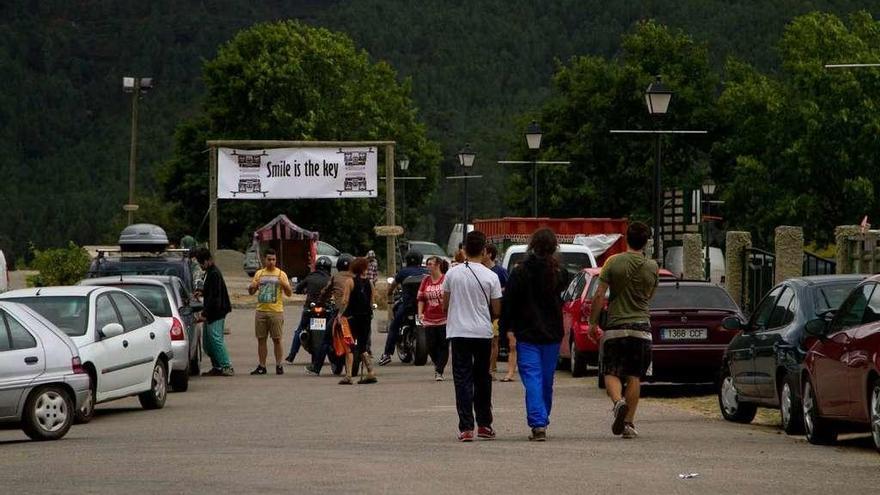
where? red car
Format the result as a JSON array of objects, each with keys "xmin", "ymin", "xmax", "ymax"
[
  {"xmin": 801, "ymin": 275, "xmax": 880, "ymax": 451},
  {"xmin": 561, "ymin": 267, "xmax": 674, "ymax": 376}
]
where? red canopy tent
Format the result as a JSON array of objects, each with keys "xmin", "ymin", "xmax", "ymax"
[{"xmin": 251, "ymin": 214, "xmax": 318, "ymax": 281}]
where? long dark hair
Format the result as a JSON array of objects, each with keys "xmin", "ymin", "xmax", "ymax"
[{"xmin": 528, "ymin": 228, "xmax": 560, "ymax": 290}]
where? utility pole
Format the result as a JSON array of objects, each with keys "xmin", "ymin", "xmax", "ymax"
[{"xmin": 127, "ymin": 88, "xmax": 139, "ymax": 225}]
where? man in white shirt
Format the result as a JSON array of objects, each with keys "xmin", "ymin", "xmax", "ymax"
[{"xmin": 442, "ymin": 231, "xmax": 502, "ymax": 442}]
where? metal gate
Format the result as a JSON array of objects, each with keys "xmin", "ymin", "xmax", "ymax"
[
  {"xmin": 803, "ymin": 252, "xmax": 836, "ymax": 276},
  {"xmin": 742, "ymin": 247, "xmax": 775, "ymax": 315}
]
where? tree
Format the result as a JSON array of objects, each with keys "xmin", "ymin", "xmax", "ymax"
[{"xmin": 158, "ymin": 20, "xmax": 441, "ymax": 254}]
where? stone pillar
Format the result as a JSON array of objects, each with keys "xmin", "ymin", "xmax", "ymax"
[
  {"xmin": 835, "ymin": 225, "xmax": 861, "ymax": 274},
  {"xmin": 682, "ymin": 233, "xmax": 704, "ymax": 280},
  {"xmin": 774, "ymin": 226, "xmax": 804, "ymax": 284},
  {"xmin": 726, "ymin": 231, "xmax": 752, "ymax": 309}
]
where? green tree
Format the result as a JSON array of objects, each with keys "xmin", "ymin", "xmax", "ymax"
[
  {"xmin": 158, "ymin": 20, "xmax": 441, "ymax": 254},
  {"xmin": 27, "ymin": 242, "xmax": 90, "ymax": 287}
]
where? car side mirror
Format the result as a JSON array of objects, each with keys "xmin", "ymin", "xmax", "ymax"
[
  {"xmin": 100, "ymin": 323, "xmax": 124, "ymax": 339},
  {"xmin": 721, "ymin": 316, "xmax": 743, "ymax": 331},
  {"xmin": 805, "ymin": 318, "xmax": 829, "ymax": 338}
]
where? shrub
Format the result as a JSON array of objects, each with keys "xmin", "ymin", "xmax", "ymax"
[{"xmin": 27, "ymin": 242, "xmax": 90, "ymax": 287}]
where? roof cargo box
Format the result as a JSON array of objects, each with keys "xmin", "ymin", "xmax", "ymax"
[{"xmin": 118, "ymin": 223, "xmax": 169, "ymax": 252}]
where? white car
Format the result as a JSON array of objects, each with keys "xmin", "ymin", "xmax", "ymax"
[
  {"xmin": 0, "ymin": 286, "xmax": 173, "ymax": 422},
  {"xmin": 502, "ymin": 243, "xmax": 598, "ymax": 275}
]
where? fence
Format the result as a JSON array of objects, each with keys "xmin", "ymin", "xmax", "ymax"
[
  {"xmin": 741, "ymin": 247, "xmax": 775, "ymax": 315},
  {"xmin": 803, "ymin": 251, "xmax": 836, "ymax": 276}
]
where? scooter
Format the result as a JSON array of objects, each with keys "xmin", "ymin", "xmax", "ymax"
[
  {"xmin": 300, "ymin": 301, "xmax": 344, "ymax": 375},
  {"xmin": 389, "ymin": 276, "xmax": 428, "ymax": 366}
]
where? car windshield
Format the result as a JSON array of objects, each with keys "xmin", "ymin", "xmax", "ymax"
[
  {"xmin": 107, "ymin": 284, "xmax": 172, "ymax": 317},
  {"xmin": 813, "ymin": 283, "xmax": 859, "ymax": 314},
  {"xmin": 5, "ymin": 296, "xmax": 90, "ymax": 336},
  {"xmin": 410, "ymin": 242, "xmax": 446, "ymax": 257},
  {"xmin": 508, "ymin": 252, "xmax": 594, "ymax": 273},
  {"xmin": 650, "ymin": 285, "xmax": 738, "ymax": 311}
]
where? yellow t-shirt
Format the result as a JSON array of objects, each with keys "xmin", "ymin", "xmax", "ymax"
[{"xmin": 252, "ymin": 268, "xmax": 289, "ymax": 313}]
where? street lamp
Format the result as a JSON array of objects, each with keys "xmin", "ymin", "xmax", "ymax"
[
  {"xmin": 525, "ymin": 121, "xmax": 543, "ymax": 216},
  {"xmin": 122, "ymin": 76, "xmax": 154, "ymax": 225},
  {"xmin": 458, "ymin": 144, "xmax": 476, "ymax": 234},
  {"xmin": 398, "ymin": 155, "xmax": 410, "ymax": 227},
  {"xmin": 702, "ymin": 179, "xmax": 716, "ymax": 280},
  {"xmin": 646, "ymin": 75, "xmax": 673, "ymax": 261}
]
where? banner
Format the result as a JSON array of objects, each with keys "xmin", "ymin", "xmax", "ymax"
[{"xmin": 217, "ymin": 147, "xmax": 378, "ymax": 199}]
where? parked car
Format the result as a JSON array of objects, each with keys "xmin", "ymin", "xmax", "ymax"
[
  {"xmin": 446, "ymin": 223, "xmax": 474, "ymax": 256},
  {"xmin": 0, "ymin": 249, "xmax": 8, "ymax": 293},
  {"xmin": 562, "ymin": 267, "xmax": 674, "ymax": 376},
  {"xmin": 79, "ymin": 276, "xmax": 203, "ymax": 391},
  {"xmin": 317, "ymin": 240, "xmax": 341, "ymax": 270},
  {"xmin": 399, "ymin": 240, "xmax": 451, "ymax": 267},
  {"xmin": 799, "ymin": 275, "xmax": 880, "ymax": 451},
  {"xmin": 0, "ymin": 286, "xmax": 173, "ymax": 422},
  {"xmin": 502, "ymin": 243, "xmax": 598, "ymax": 276},
  {"xmin": 0, "ymin": 301, "xmax": 90, "ymax": 440},
  {"xmin": 243, "ymin": 244, "xmax": 261, "ymax": 277},
  {"xmin": 717, "ymin": 275, "xmax": 864, "ymax": 433}
]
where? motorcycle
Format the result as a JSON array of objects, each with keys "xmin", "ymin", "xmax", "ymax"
[
  {"xmin": 389, "ymin": 275, "xmax": 428, "ymax": 366},
  {"xmin": 300, "ymin": 300, "xmax": 344, "ymax": 375}
]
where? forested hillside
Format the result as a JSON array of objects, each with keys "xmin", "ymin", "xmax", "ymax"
[{"xmin": 2, "ymin": 0, "xmax": 878, "ymax": 264}]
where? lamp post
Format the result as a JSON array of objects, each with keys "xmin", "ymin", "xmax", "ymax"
[
  {"xmin": 458, "ymin": 144, "xmax": 476, "ymax": 233},
  {"xmin": 645, "ymin": 75, "xmax": 673, "ymax": 261},
  {"xmin": 122, "ymin": 76, "xmax": 154, "ymax": 225},
  {"xmin": 398, "ymin": 155, "xmax": 409, "ymax": 228},
  {"xmin": 702, "ymin": 179, "xmax": 716, "ymax": 280},
  {"xmin": 525, "ymin": 121, "xmax": 543, "ymax": 216}
]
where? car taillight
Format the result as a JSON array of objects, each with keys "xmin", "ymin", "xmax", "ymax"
[
  {"xmin": 72, "ymin": 357, "xmax": 86, "ymax": 374},
  {"xmin": 314, "ymin": 307, "xmax": 323, "ymax": 314},
  {"xmin": 170, "ymin": 317, "xmax": 185, "ymax": 341}
]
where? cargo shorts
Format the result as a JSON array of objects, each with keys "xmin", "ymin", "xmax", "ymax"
[{"xmin": 255, "ymin": 311, "xmax": 284, "ymax": 339}]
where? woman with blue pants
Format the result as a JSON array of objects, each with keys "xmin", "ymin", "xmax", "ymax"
[{"xmin": 499, "ymin": 228, "xmax": 569, "ymax": 441}]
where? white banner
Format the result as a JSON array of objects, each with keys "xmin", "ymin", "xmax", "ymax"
[{"xmin": 217, "ymin": 147, "xmax": 378, "ymax": 199}]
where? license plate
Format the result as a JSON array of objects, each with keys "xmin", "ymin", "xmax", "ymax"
[
  {"xmin": 662, "ymin": 328, "xmax": 708, "ymax": 340},
  {"xmin": 309, "ymin": 318, "xmax": 326, "ymax": 331}
]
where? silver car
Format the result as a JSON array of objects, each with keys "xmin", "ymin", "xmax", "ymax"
[
  {"xmin": 80, "ymin": 276, "xmax": 203, "ymax": 392},
  {"xmin": 0, "ymin": 301, "xmax": 90, "ymax": 440}
]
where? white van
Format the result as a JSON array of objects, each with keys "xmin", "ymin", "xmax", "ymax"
[
  {"xmin": 502, "ymin": 244, "xmax": 598, "ymax": 275},
  {"xmin": 664, "ymin": 246, "xmax": 726, "ymax": 284},
  {"xmin": 446, "ymin": 223, "xmax": 474, "ymax": 256},
  {"xmin": 0, "ymin": 249, "xmax": 8, "ymax": 293}
]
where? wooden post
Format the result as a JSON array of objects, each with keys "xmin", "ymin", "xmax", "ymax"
[
  {"xmin": 209, "ymin": 146, "xmax": 218, "ymax": 254},
  {"xmin": 385, "ymin": 143, "xmax": 396, "ymax": 276}
]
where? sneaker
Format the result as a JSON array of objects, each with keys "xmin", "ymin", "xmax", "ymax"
[
  {"xmin": 622, "ymin": 423, "xmax": 639, "ymax": 439},
  {"xmin": 358, "ymin": 376, "xmax": 378, "ymax": 384},
  {"xmin": 458, "ymin": 430, "xmax": 475, "ymax": 442},
  {"xmin": 305, "ymin": 365, "xmax": 319, "ymax": 376},
  {"xmin": 276, "ymin": 365, "xmax": 284, "ymax": 375},
  {"xmin": 221, "ymin": 367, "xmax": 235, "ymax": 377},
  {"xmin": 529, "ymin": 427, "xmax": 547, "ymax": 442},
  {"xmin": 611, "ymin": 399, "xmax": 629, "ymax": 436},
  {"xmin": 338, "ymin": 376, "xmax": 353, "ymax": 385},
  {"xmin": 378, "ymin": 354, "xmax": 391, "ymax": 366},
  {"xmin": 202, "ymin": 368, "xmax": 223, "ymax": 376},
  {"xmin": 250, "ymin": 366, "xmax": 267, "ymax": 375},
  {"xmin": 477, "ymin": 426, "xmax": 496, "ymax": 440},
  {"xmin": 284, "ymin": 355, "xmax": 295, "ymax": 364},
  {"xmin": 434, "ymin": 372, "xmax": 444, "ymax": 382}
]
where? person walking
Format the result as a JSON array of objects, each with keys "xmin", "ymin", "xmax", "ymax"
[
  {"xmin": 483, "ymin": 244, "xmax": 508, "ymax": 381},
  {"xmin": 366, "ymin": 250, "xmax": 379, "ymax": 287},
  {"xmin": 417, "ymin": 256, "xmax": 449, "ymax": 381},
  {"xmin": 285, "ymin": 256, "xmax": 332, "ymax": 364},
  {"xmin": 588, "ymin": 222, "xmax": 659, "ymax": 439},
  {"xmin": 338, "ymin": 257, "xmax": 378, "ymax": 385},
  {"xmin": 442, "ymin": 231, "xmax": 502, "ymax": 442},
  {"xmin": 306, "ymin": 255, "xmax": 353, "ymax": 376},
  {"xmin": 194, "ymin": 248, "xmax": 234, "ymax": 376},
  {"xmin": 248, "ymin": 248, "xmax": 293, "ymax": 375},
  {"xmin": 379, "ymin": 251, "xmax": 428, "ymax": 366},
  {"xmin": 500, "ymin": 229, "xmax": 569, "ymax": 441}
]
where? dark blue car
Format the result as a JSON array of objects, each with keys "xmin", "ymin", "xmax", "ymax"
[{"xmin": 718, "ymin": 275, "xmax": 865, "ymax": 433}]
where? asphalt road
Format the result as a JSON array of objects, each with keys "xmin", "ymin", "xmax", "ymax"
[{"xmin": 2, "ymin": 304, "xmax": 878, "ymax": 495}]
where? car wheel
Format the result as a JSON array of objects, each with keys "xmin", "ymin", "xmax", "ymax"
[
  {"xmin": 138, "ymin": 360, "xmax": 168, "ymax": 410},
  {"xmin": 21, "ymin": 385, "xmax": 74, "ymax": 441},
  {"xmin": 75, "ymin": 380, "xmax": 96, "ymax": 424},
  {"xmin": 780, "ymin": 373, "xmax": 804, "ymax": 435},
  {"xmin": 802, "ymin": 377, "xmax": 836, "ymax": 445},
  {"xmin": 570, "ymin": 339, "xmax": 587, "ymax": 378},
  {"xmin": 170, "ymin": 368, "xmax": 190, "ymax": 392},
  {"xmin": 717, "ymin": 365, "xmax": 757, "ymax": 423},
  {"xmin": 870, "ymin": 378, "xmax": 880, "ymax": 453}
]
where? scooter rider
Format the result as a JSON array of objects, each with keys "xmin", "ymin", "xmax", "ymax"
[
  {"xmin": 306, "ymin": 254, "xmax": 354, "ymax": 375},
  {"xmin": 379, "ymin": 250, "xmax": 429, "ymax": 366},
  {"xmin": 285, "ymin": 256, "xmax": 333, "ymax": 364}
]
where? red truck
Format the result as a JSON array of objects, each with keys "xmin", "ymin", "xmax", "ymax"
[{"xmin": 474, "ymin": 217, "xmax": 629, "ymax": 266}]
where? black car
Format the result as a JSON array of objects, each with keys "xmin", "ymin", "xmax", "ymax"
[
  {"xmin": 718, "ymin": 275, "xmax": 864, "ymax": 433},
  {"xmin": 88, "ymin": 251, "xmax": 199, "ymax": 294}
]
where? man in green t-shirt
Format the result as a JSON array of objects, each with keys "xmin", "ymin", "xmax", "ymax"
[{"xmin": 588, "ymin": 222, "xmax": 659, "ymax": 439}]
